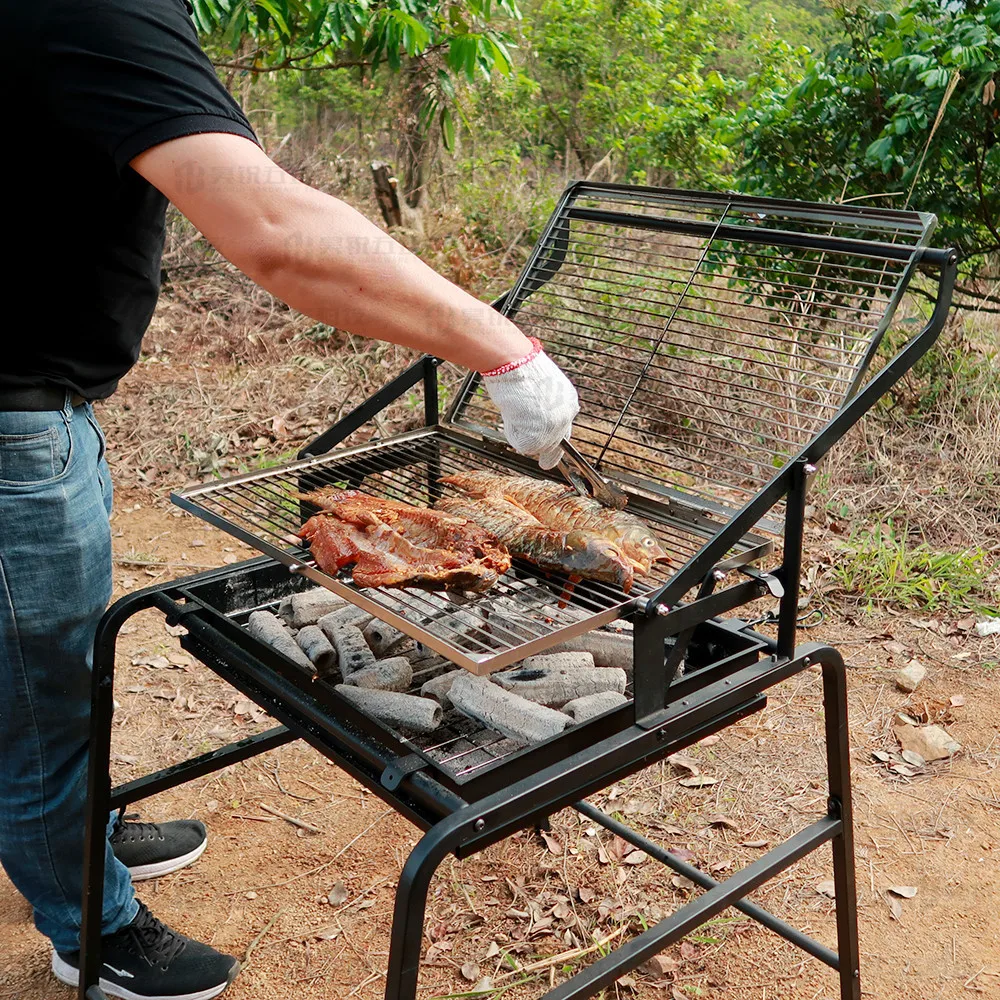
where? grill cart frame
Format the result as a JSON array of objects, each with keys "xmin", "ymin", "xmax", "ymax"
[{"xmin": 78, "ymin": 183, "xmax": 957, "ymax": 1000}]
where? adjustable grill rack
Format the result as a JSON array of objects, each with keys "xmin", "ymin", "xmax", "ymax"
[{"xmin": 79, "ymin": 183, "xmax": 958, "ymax": 1000}]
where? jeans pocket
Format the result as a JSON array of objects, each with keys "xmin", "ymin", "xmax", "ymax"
[
  {"xmin": 0, "ymin": 417, "xmax": 73, "ymax": 487},
  {"xmin": 84, "ymin": 407, "xmax": 108, "ymax": 464}
]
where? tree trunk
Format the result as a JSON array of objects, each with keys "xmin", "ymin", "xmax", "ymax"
[
  {"xmin": 370, "ymin": 161, "xmax": 402, "ymax": 228},
  {"xmin": 397, "ymin": 58, "xmax": 434, "ymax": 210}
]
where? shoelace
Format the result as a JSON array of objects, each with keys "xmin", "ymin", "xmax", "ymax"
[
  {"xmin": 111, "ymin": 815, "xmax": 163, "ymax": 843},
  {"xmin": 126, "ymin": 902, "xmax": 187, "ymax": 967}
]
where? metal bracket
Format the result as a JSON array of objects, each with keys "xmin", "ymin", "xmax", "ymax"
[
  {"xmin": 381, "ymin": 753, "xmax": 428, "ymax": 791},
  {"xmin": 739, "ymin": 567, "xmax": 785, "ymax": 599}
]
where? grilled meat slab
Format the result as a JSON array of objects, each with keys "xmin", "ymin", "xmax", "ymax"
[
  {"xmin": 439, "ymin": 471, "xmax": 668, "ymax": 575},
  {"xmin": 298, "ymin": 489, "xmax": 510, "ymax": 591},
  {"xmin": 437, "ymin": 496, "xmax": 634, "ymax": 592}
]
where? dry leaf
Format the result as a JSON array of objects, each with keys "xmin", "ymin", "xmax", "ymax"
[
  {"xmin": 950, "ymin": 694, "xmax": 966, "ymax": 707},
  {"xmin": 540, "ymin": 830, "xmax": 563, "ymax": 856},
  {"xmin": 485, "ymin": 941, "xmax": 501, "ymax": 960},
  {"xmin": 888, "ymin": 885, "xmax": 918, "ymax": 898},
  {"xmin": 815, "ymin": 880, "xmax": 836, "ymax": 898},
  {"xmin": 873, "ymin": 750, "xmax": 892, "ymax": 762},
  {"xmin": 887, "ymin": 895, "xmax": 902, "ymax": 921},
  {"xmin": 327, "ymin": 882, "xmax": 348, "ymax": 906},
  {"xmin": 667, "ymin": 753, "xmax": 701, "ymax": 775},
  {"xmin": 641, "ymin": 954, "xmax": 678, "ymax": 979},
  {"xmin": 679, "ymin": 776, "xmax": 718, "ymax": 788},
  {"xmin": 679, "ymin": 942, "xmax": 697, "ymax": 960},
  {"xmin": 900, "ymin": 749, "xmax": 925, "ymax": 767},
  {"xmin": 741, "ymin": 839, "xmax": 769, "ymax": 849},
  {"xmin": 577, "ymin": 886, "xmax": 596, "ymax": 903},
  {"xmin": 473, "ymin": 978, "xmax": 493, "ymax": 993},
  {"xmin": 313, "ymin": 924, "xmax": 341, "ymax": 940},
  {"xmin": 984, "ymin": 78, "xmax": 996, "ymax": 105},
  {"xmin": 698, "ymin": 734, "xmax": 721, "ymax": 747},
  {"xmin": 623, "ymin": 850, "xmax": 647, "ymax": 865},
  {"xmin": 597, "ymin": 846, "xmax": 610, "ymax": 864},
  {"xmin": 706, "ymin": 815, "xmax": 739, "ymax": 831},
  {"xmin": 460, "ymin": 962, "xmax": 481, "ymax": 982},
  {"xmin": 132, "ymin": 654, "xmax": 170, "ymax": 670}
]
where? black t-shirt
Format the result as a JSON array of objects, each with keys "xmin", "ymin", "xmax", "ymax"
[{"xmin": 4, "ymin": 0, "xmax": 258, "ymax": 399}]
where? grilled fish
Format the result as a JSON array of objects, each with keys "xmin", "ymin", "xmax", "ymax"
[
  {"xmin": 297, "ymin": 490, "xmax": 510, "ymax": 591},
  {"xmin": 439, "ymin": 471, "xmax": 668, "ymax": 575},
  {"xmin": 437, "ymin": 496, "xmax": 634, "ymax": 592}
]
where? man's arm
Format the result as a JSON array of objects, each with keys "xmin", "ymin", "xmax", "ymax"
[
  {"xmin": 131, "ymin": 133, "xmax": 530, "ymax": 372},
  {"xmin": 132, "ymin": 131, "xmax": 579, "ymax": 467}
]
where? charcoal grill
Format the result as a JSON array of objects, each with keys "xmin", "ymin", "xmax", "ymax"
[{"xmin": 79, "ymin": 183, "xmax": 957, "ymax": 1000}]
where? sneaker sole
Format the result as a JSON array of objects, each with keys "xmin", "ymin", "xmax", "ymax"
[
  {"xmin": 51, "ymin": 951, "xmax": 239, "ymax": 1000},
  {"xmin": 127, "ymin": 837, "xmax": 208, "ymax": 882}
]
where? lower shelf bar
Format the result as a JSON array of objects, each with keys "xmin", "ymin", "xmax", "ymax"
[
  {"xmin": 544, "ymin": 816, "xmax": 841, "ymax": 1000},
  {"xmin": 109, "ymin": 726, "xmax": 294, "ymax": 809},
  {"xmin": 575, "ymin": 800, "xmax": 839, "ymax": 970}
]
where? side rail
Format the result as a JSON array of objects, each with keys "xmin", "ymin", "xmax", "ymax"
[{"xmin": 641, "ymin": 246, "xmax": 959, "ymax": 615}]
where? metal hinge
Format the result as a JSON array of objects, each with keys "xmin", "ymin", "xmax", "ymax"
[{"xmin": 381, "ymin": 753, "xmax": 427, "ymax": 791}]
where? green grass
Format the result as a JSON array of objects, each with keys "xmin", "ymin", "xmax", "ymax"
[{"xmin": 832, "ymin": 519, "xmax": 998, "ymax": 613}]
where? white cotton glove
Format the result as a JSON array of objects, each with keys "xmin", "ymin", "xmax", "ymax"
[{"xmin": 481, "ymin": 338, "xmax": 580, "ymax": 470}]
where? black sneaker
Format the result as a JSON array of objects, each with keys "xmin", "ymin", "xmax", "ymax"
[
  {"xmin": 111, "ymin": 816, "xmax": 208, "ymax": 881},
  {"xmin": 52, "ymin": 902, "xmax": 239, "ymax": 1000}
]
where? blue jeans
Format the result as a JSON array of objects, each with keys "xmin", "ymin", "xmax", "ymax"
[{"xmin": 0, "ymin": 398, "xmax": 137, "ymax": 953}]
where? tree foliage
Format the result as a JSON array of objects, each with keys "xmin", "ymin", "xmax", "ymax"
[
  {"xmin": 193, "ymin": 0, "xmax": 522, "ymax": 195},
  {"xmin": 728, "ymin": 0, "xmax": 1000, "ymax": 274},
  {"xmin": 518, "ymin": 0, "xmax": 739, "ymax": 182}
]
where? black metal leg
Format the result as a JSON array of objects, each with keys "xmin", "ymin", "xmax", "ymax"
[
  {"xmin": 820, "ymin": 648, "xmax": 862, "ymax": 1000},
  {"xmin": 383, "ymin": 820, "xmax": 456, "ymax": 1000},
  {"xmin": 79, "ymin": 612, "xmax": 133, "ymax": 999}
]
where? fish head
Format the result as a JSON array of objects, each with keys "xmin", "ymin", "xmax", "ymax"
[
  {"xmin": 562, "ymin": 531, "xmax": 634, "ymax": 592},
  {"xmin": 616, "ymin": 527, "xmax": 669, "ymax": 574}
]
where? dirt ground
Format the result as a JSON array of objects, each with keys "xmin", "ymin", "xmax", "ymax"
[{"xmin": 1, "ymin": 485, "xmax": 998, "ymax": 1000}]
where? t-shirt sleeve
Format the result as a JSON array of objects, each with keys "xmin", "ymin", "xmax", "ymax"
[{"xmin": 46, "ymin": 0, "xmax": 259, "ymax": 173}]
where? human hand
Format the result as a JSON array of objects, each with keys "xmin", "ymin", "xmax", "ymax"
[{"xmin": 481, "ymin": 338, "xmax": 580, "ymax": 470}]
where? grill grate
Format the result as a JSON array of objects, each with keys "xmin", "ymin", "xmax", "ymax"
[
  {"xmin": 450, "ymin": 184, "xmax": 934, "ymax": 515},
  {"xmin": 174, "ymin": 430, "xmax": 768, "ymax": 673}
]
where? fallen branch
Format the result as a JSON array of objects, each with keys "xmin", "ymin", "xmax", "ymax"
[
  {"xmin": 260, "ymin": 801, "xmax": 324, "ymax": 834},
  {"xmin": 243, "ymin": 907, "xmax": 285, "ymax": 968},
  {"xmin": 496, "ymin": 923, "xmax": 630, "ymax": 981}
]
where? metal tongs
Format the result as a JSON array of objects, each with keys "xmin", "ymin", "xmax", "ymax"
[{"xmin": 556, "ymin": 440, "xmax": 629, "ymax": 510}]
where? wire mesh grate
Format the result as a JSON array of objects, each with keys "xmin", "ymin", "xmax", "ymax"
[
  {"xmin": 449, "ymin": 184, "xmax": 935, "ymax": 515},
  {"xmin": 173, "ymin": 430, "xmax": 769, "ymax": 673}
]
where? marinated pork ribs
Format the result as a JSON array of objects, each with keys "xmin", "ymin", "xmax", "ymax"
[{"xmin": 298, "ymin": 489, "xmax": 510, "ymax": 591}]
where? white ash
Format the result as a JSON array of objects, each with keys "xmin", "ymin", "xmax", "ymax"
[
  {"xmin": 343, "ymin": 656, "xmax": 412, "ymax": 692},
  {"xmin": 448, "ymin": 673, "xmax": 571, "ymax": 744}
]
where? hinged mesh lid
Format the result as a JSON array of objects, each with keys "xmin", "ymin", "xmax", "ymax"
[{"xmin": 448, "ymin": 183, "xmax": 935, "ymax": 516}]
